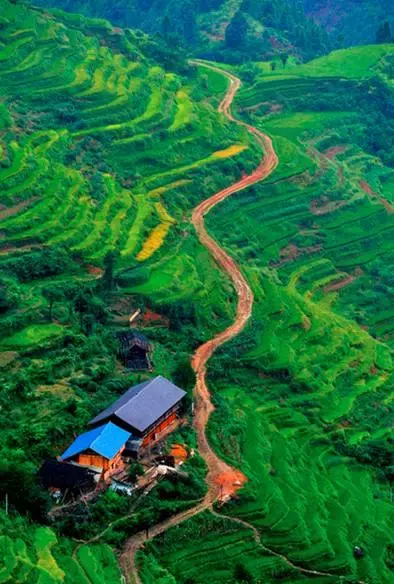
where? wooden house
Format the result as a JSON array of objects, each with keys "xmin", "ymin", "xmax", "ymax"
[
  {"xmin": 60, "ymin": 422, "xmax": 130, "ymax": 480},
  {"xmin": 116, "ymin": 330, "xmax": 152, "ymax": 371},
  {"xmin": 89, "ymin": 376, "xmax": 186, "ymax": 449}
]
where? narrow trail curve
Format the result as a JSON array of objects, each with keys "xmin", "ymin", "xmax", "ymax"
[
  {"xmin": 210, "ymin": 511, "xmax": 344, "ymax": 581},
  {"xmin": 116, "ymin": 63, "xmax": 365, "ymax": 584},
  {"xmin": 120, "ymin": 61, "xmax": 280, "ymax": 584},
  {"xmin": 189, "ymin": 60, "xmax": 278, "ymax": 500}
]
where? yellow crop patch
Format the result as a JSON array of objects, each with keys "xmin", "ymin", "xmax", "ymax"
[
  {"xmin": 148, "ymin": 179, "xmax": 190, "ymax": 198},
  {"xmin": 155, "ymin": 201, "xmax": 175, "ymax": 223},
  {"xmin": 137, "ymin": 223, "xmax": 172, "ymax": 262},
  {"xmin": 137, "ymin": 202, "xmax": 176, "ymax": 261},
  {"xmin": 213, "ymin": 144, "xmax": 247, "ymax": 158}
]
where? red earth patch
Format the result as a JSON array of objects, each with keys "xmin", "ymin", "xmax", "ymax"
[
  {"xmin": 0, "ymin": 197, "xmax": 39, "ymax": 221},
  {"xmin": 360, "ymin": 180, "xmax": 393, "ymax": 214},
  {"xmin": 142, "ymin": 308, "xmax": 169, "ymax": 326},
  {"xmin": 215, "ymin": 469, "xmax": 246, "ymax": 502},
  {"xmin": 323, "ymin": 145, "xmax": 347, "ymax": 160},
  {"xmin": 86, "ymin": 264, "xmax": 104, "ymax": 276},
  {"xmin": 324, "ymin": 275, "xmax": 356, "ymax": 293}
]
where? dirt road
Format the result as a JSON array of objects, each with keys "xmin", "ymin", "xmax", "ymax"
[
  {"xmin": 120, "ymin": 61, "xmax": 278, "ymax": 584},
  {"xmin": 191, "ymin": 61, "xmax": 278, "ymax": 501}
]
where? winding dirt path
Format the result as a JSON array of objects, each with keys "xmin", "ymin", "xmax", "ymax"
[
  {"xmin": 118, "ymin": 64, "xmax": 366, "ymax": 584},
  {"xmin": 120, "ymin": 61, "xmax": 278, "ymax": 584},
  {"xmin": 190, "ymin": 60, "xmax": 278, "ymax": 501}
]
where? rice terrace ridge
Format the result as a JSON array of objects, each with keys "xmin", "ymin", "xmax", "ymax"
[{"xmin": 0, "ymin": 1, "xmax": 393, "ymax": 583}]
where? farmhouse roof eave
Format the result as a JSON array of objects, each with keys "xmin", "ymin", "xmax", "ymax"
[
  {"xmin": 89, "ymin": 375, "xmax": 186, "ymax": 433},
  {"xmin": 60, "ymin": 422, "xmax": 130, "ymax": 461}
]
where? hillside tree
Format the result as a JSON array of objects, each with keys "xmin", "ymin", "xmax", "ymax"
[
  {"xmin": 161, "ymin": 15, "xmax": 171, "ymax": 40},
  {"xmin": 42, "ymin": 285, "xmax": 63, "ymax": 321},
  {"xmin": 376, "ymin": 21, "xmax": 392, "ymax": 43},
  {"xmin": 280, "ymin": 52, "xmax": 289, "ymax": 68},
  {"xmin": 102, "ymin": 250, "xmax": 119, "ymax": 292},
  {"xmin": 225, "ymin": 11, "xmax": 248, "ymax": 48}
]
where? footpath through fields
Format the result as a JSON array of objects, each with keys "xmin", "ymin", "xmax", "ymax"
[{"xmin": 120, "ymin": 61, "xmax": 279, "ymax": 584}]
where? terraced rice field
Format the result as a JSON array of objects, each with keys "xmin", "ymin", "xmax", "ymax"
[
  {"xmin": 0, "ymin": 1, "xmax": 262, "ymax": 345},
  {"xmin": 1, "ymin": 3, "xmax": 393, "ymax": 582},
  {"xmin": 137, "ymin": 512, "xmax": 300, "ymax": 583},
  {"xmin": 0, "ymin": 523, "xmax": 121, "ymax": 583},
  {"xmin": 0, "ymin": 2, "xmax": 257, "ymax": 274},
  {"xmin": 209, "ymin": 49, "xmax": 394, "ymax": 583},
  {"xmin": 138, "ymin": 47, "xmax": 394, "ymax": 583}
]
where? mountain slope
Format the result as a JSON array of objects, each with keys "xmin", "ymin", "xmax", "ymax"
[
  {"xmin": 1, "ymin": 1, "xmax": 394, "ymax": 583},
  {"xmin": 0, "ymin": 1, "xmax": 258, "ymax": 579},
  {"xmin": 137, "ymin": 45, "xmax": 394, "ymax": 583},
  {"xmin": 304, "ymin": 0, "xmax": 394, "ymax": 46},
  {"xmin": 36, "ymin": 0, "xmax": 332, "ymax": 62}
]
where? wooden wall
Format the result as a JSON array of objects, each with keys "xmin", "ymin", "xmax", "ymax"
[
  {"xmin": 75, "ymin": 448, "xmax": 125, "ymax": 480},
  {"xmin": 77, "ymin": 453, "xmax": 109, "ymax": 470},
  {"xmin": 142, "ymin": 412, "xmax": 177, "ymax": 446}
]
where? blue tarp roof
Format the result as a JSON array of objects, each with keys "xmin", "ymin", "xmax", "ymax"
[
  {"xmin": 61, "ymin": 422, "xmax": 130, "ymax": 461},
  {"xmin": 89, "ymin": 375, "xmax": 186, "ymax": 433}
]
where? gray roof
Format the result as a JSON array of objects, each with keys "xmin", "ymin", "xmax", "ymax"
[{"xmin": 89, "ymin": 376, "xmax": 186, "ymax": 433}]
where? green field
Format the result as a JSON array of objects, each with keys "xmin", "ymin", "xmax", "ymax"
[
  {"xmin": 138, "ymin": 43, "xmax": 394, "ymax": 584},
  {"xmin": 0, "ymin": 1, "xmax": 394, "ymax": 583},
  {"xmin": 1, "ymin": 323, "xmax": 65, "ymax": 349},
  {"xmin": 254, "ymin": 44, "xmax": 393, "ymax": 80},
  {"xmin": 0, "ymin": 514, "xmax": 122, "ymax": 584}
]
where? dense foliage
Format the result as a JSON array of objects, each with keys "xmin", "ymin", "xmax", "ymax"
[
  {"xmin": 304, "ymin": 0, "xmax": 394, "ymax": 47},
  {"xmin": 138, "ymin": 45, "xmax": 394, "ymax": 583},
  {"xmin": 0, "ymin": 0, "xmax": 393, "ymax": 582},
  {"xmin": 36, "ymin": 0, "xmax": 331, "ymax": 63}
]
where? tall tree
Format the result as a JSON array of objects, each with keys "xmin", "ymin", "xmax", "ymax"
[
  {"xmin": 102, "ymin": 250, "xmax": 119, "ymax": 292},
  {"xmin": 180, "ymin": 0, "xmax": 198, "ymax": 45},
  {"xmin": 376, "ymin": 21, "xmax": 392, "ymax": 43},
  {"xmin": 42, "ymin": 285, "xmax": 63, "ymax": 321},
  {"xmin": 225, "ymin": 11, "xmax": 248, "ymax": 49},
  {"xmin": 280, "ymin": 52, "xmax": 289, "ymax": 68},
  {"xmin": 161, "ymin": 14, "xmax": 171, "ymax": 40}
]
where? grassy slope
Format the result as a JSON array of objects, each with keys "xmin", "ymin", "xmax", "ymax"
[
  {"xmin": 1, "ymin": 4, "xmax": 393, "ymax": 581},
  {"xmin": 138, "ymin": 45, "xmax": 394, "ymax": 583},
  {"xmin": 0, "ymin": 2, "xmax": 259, "ymax": 581},
  {"xmin": 254, "ymin": 43, "xmax": 393, "ymax": 78},
  {"xmin": 0, "ymin": 0, "xmax": 261, "ymax": 344},
  {"xmin": 0, "ymin": 514, "xmax": 121, "ymax": 584}
]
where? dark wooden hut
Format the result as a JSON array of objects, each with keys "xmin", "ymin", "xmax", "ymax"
[
  {"xmin": 38, "ymin": 459, "xmax": 96, "ymax": 498},
  {"xmin": 116, "ymin": 330, "xmax": 152, "ymax": 370}
]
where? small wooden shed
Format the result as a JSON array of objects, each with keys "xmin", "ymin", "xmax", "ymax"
[
  {"xmin": 38, "ymin": 459, "xmax": 96, "ymax": 498},
  {"xmin": 116, "ymin": 330, "xmax": 152, "ymax": 371}
]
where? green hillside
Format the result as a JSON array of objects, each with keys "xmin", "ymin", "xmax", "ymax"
[
  {"xmin": 0, "ymin": 1, "xmax": 257, "ymax": 334},
  {"xmin": 304, "ymin": 0, "xmax": 394, "ymax": 47},
  {"xmin": 36, "ymin": 0, "xmax": 331, "ymax": 63},
  {"xmin": 0, "ymin": 3, "xmax": 255, "ymax": 263},
  {"xmin": 0, "ymin": 512, "xmax": 121, "ymax": 584},
  {"xmin": 1, "ymin": 0, "xmax": 394, "ymax": 583},
  {"xmin": 137, "ymin": 44, "xmax": 394, "ymax": 584},
  {"xmin": 0, "ymin": 2, "xmax": 256, "ymax": 579}
]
